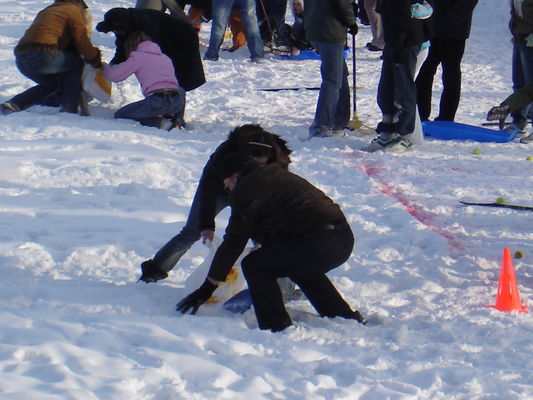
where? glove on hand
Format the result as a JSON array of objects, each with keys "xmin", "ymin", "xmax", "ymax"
[
  {"xmin": 348, "ymin": 23, "xmax": 358, "ymax": 36},
  {"xmin": 486, "ymin": 103, "xmax": 510, "ymax": 121},
  {"xmin": 176, "ymin": 278, "xmax": 217, "ymax": 314}
]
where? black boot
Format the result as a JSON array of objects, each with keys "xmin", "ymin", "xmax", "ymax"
[
  {"xmin": 345, "ymin": 310, "xmax": 367, "ymax": 325},
  {"xmin": 139, "ymin": 260, "xmax": 168, "ymax": 283}
]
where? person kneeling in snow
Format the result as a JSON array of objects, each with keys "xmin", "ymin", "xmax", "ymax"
[
  {"xmin": 177, "ymin": 154, "xmax": 366, "ymax": 332},
  {"xmin": 103, "ymin": 31, "xmax": 186, "ymax": 130},
  {"xmin": 487, "ymin": 83, "xmax": 533, "ymax": 144}
]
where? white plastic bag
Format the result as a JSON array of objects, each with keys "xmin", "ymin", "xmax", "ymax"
[
  {"xmin": 183, "ymin": 236, "xmax": 250, "ymax": 305},
  {"xmin": 82, "ymin": 64, "xmax": 112, "ymax": 102}
]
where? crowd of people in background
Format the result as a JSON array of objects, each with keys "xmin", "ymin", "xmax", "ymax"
[
  {"xmin": 1, "ymin": 0, "xmax": 531, "ymax": 144},
  {"xmin": 0, "ymin": 0, "xmax": 532, "ymax": 330}
]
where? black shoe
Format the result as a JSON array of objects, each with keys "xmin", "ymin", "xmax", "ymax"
[
  {"xmin": 365, "ymin": 43, "xmax": 383, "ymax": 52},
  {"xmin": 139, "ymin": 260, "xmax": 168, "ymax": 283},
  {"xmin": 347, "ymin": 310, "xmax": 367, "ymax": 325}
]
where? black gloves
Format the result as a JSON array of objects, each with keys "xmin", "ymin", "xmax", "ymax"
[
  {"xmin": 391, "ymin": 48, "xmax": 407, "ymax": 65},
  {"xmin": 487, "ymin": 103, "xmax": 510, "ymax": 122},
  {"xmin": 176, "ymin": 278, "xmax": 218, "ymax": 314},
  {"xmin": 139, "ymin": 260, "xmax": 168, "ymax": 283},
  {"xmin": 348, "ymin": 23, "xmax": 358, "ymax": 36}
]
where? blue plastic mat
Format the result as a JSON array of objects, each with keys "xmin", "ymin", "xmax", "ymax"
[
  {"xmin": 279, "ymin": 48, "xmax": 350, "ymax": 61},
  {"xmin": 422, "ymin": 120, "xmax": 515, "ymax": 143}
]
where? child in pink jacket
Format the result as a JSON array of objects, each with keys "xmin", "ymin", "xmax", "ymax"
[{"xmin": 103, "ymin": 31, "xmax": 186, "ymax": 130}]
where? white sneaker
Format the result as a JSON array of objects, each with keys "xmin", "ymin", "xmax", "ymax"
[
  {"xmin": 504, "ymin": 123, "xmax": 527, "ymax": 138},
  {"xmin": 382, "ymin": 136, "xmax": 412, "ymax": 153},
  {"xmin": 361, "ymin": 136, "xmax": 395, "ymax": 152},
  {"xmin": 520, "ymin": 133, "xmax": 533, "ymax": 144}
]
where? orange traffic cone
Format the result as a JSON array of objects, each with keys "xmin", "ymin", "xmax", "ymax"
[{"xmin": 494, "ymin": 248, "xmax": 528, "ymax": 313}]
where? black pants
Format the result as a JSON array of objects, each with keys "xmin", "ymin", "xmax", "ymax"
[
  {"xmin": 241, "ymin": 225, "xmax": 355, "ymax": 331},
  {"xmin": 416, "ymin": 38, "xmax": 466, "ymax": 122}
]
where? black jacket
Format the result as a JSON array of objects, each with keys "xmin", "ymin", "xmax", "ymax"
[
  {"xmin": 208, "ymin": 164, "xmax": 347, "ymax": 282},
  {"xmin": 510, "ymin": 0, "xmax": 533, "ymax": 45},
  {"xmin": 376, "ymin": 0, "xmax": 433, "ymax": 49},
  {"xmin": 96, "ymin": 7, "xmax": 205, "ymax": 91},
  {"xmin": 197, "ymin": 129, "xmax": 291, "ymax": 232},
  {"xmin": 432, "ymin": 0, "xmax": 477, "ymax": 40},
  {"xmin": 304, "ymin": 0, "xmax": 357, "ymax": 42}
]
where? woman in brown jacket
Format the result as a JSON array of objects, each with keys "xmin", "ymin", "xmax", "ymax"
[{"xmin": 1, "ymin": 0, "xmax": 101, "ymax": 115}]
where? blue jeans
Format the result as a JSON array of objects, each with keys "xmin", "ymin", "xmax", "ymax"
[
  {"xmin": 205, "ymin": 0, "xmax": 264, "ymax": 60},
  {"xmin": 309, "ymin": 41, "xmax": 350, "ymax": 137},
  {"xmin": 114, "ymin": 88, "xmax": 186, "ymax": 128},
  {"xmin": 12, "ymin": 49, "xmax": 84, "ymax": 112},
  {"xmin": 377, "ymin": 44, "xmax": 420, "ymax": 136},
  {"xmin": 152, "ymin": 188, "xmax": 230, "ymax": 272},
  {"xmin": 510, "ymin": 44, "xmax": 533, "ymax": 129}
]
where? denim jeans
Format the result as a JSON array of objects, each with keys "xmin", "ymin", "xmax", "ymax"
[
  {"xmin": 309, "ymin": 41, "xmax": 350, "ymax": 137},
  {"xmin": 241, "ymin": 226, "xmax": 354, "ymax": 330},
  {"xmin": 377, "ymin": 44, "xmax": 420, "ymax": 136},
  {"xmin": 205, "ymin": 0, "xmax": 264, "ymax": 60},
  {"xmin": 12, "ymin": 49, "xmax": 84, "ymax": 112},
  {"xmin": 152, "ymin": 188, "xmax": 230, "ymax": 272},
  {"xmin": 114, "ymin": 88, "xmax": 186, "ymax": 128},
  {"xmin": 510, "ymin": 44, "xmax": 533, "ymax": 129}
]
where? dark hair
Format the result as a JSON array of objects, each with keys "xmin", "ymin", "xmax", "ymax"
[
  {"xmin": 219, "ymin": 153, "xmax": 255, "ymax": 180},
  {"xmin": 244, "ymin": 130, "xmax": 276, "ymax": 160},
  {"xmin": 124, "ymin": 31, "xmax": 151, "ymax": 58}
]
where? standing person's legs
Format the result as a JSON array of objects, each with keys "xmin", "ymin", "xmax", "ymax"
[
  {"xmin": 309, "ymin": 40, "xmax": 346, "ymax": 137},
  {"xmin": 393, "ymin": 44, "xmax": 420, "ymax": 137},
  {"xmin": 153, "ymin": 192, "xmax": 230, "ymax": 273},
  {"xmin": 377, "ymin": 45, "xmax": 396, "ymax": 126},
  {"xmin": 436, "ymin": 39, "xmax": 466, "ymax": 121},
  {"xmin": 241, "ymin": 227, "xmax": 355, "ymax": 331},
  {"xmin": 415, "ymin": 39, "xmax": 444, "ymax": 121},
  {"xmin": 510, "ymin": 44, "xmax": 533, "ymax": 129},
  {"xmin": 205, "ymin": 0, "xmax": 234, "ymax": 60},
  {"xmin": 333, "ymin": 60, "xmax": 351, "ymax": 131},
  {"xmin": 234, "ymin": 0, "xmax": 264, "ymax": 60},
  {"xmin": 364, "ymin": 0, "xmax": 384, "ymax": 50}
]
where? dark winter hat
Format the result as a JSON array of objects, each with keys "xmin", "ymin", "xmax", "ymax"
[
  {"xmin": 96, "ymin": 8, "xmax": 130, "ymax": 33},
  {"xmin": 219, "ymin": 153, "xmax": 254, "ymax": 180}
]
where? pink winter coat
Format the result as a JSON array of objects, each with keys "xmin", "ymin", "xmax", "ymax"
[{"xmin": 103, "ymin": 40, "xmax": 179, "ymax": 96}]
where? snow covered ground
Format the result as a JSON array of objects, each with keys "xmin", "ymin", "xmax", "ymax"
[{"xmin": 0, "ymin": 0, "xmax": 532, "ymax": 399}]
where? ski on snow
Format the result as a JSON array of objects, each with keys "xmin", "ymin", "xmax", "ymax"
[{"xmin": 460, "ymin": 201, "xmax": 533, "ymax": 211}]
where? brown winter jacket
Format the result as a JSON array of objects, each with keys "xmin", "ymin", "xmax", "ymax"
[
  {"xmin": 15, "ymin": 1, "xmax": 100, "ymax": 64},
  {"xmin": 207, "ymin": 164, "xmax": 347, "ymax": 282}
]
